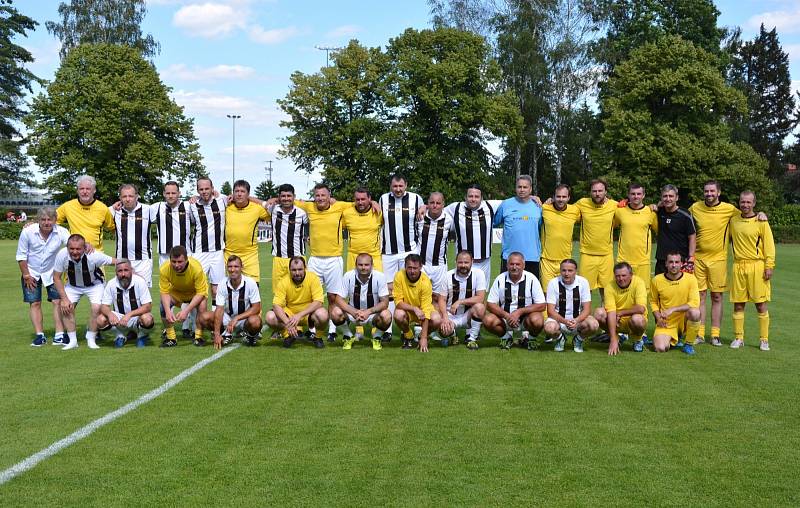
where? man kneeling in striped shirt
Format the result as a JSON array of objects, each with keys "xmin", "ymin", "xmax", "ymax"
[{"xmin": 97, "ymin": 259, "xmax": 154, "ymax": 348}]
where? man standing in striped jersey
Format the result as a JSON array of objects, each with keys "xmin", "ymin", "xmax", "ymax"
[
  {"xmin": 112, "ymin": 184, "xmax": 155, "ymax": 286},
  {"xmin": 153, "ymin": 181, "xmax": 194, "ymax": 267},
  {"xmin": 416, "ymin": 192, "xmax": 453, "ymax": 303},
  {"xmin": 190, "ymin": 177, "xmax": 227, "ymax": 300},
  {"xmin": 493, "ymin": 176, "xmax": 542, "ymax": 279},
  {"xmin": 543, "ymin": 259, "xmax": 598, "ymax": 353},
  {"xmin": 438, "ymin": 251, "xmax": 487, "ymax": 350},
  {"xmin": 484, "ymin": 252, "xmax": 546, "ymax": 350},
  {"xmin": 97, "ymin": 259, "xmax": 154, "ymax": 348},
  {"xmin": 266, "ymin": 184, "xmax": 308, "ymax": 295},
  {"xmin": 380, "ymin": 174, "xmax": 423, "ymax": 339},
  {"xmin": 198, "ymin": 255, "xmax": 262, "ymax": 349},
  {"xmin": 330, "ymin": 253, "xmax": 391, "ymax": 350},
  {"xmin": 52, "ymin": 234, "xmax": 117, "ymax": 350},
  {"xmin": 446, "ymin": 184, "xmax": 496, "ymax": 285}
]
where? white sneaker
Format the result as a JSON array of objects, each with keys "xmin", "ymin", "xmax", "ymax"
[
  {"xmin": 554, "ymin": 334, "xmax": 566, "ymax": 352},
  {"xmin": 62, "ymin": 339, "xmax": 78, "ymax": 350},
  {"xmin": 760, "ymin": 340, "xmax": 770, "ymax": 351},
  {"xmin": 730, "ymin": 339, "xmax": 744, "ymax": 349},
  {"xmin": 710, "ymin": 337, "xmax": 723, "ymax": 347},
  {"xmin": 573, "ymin": 336, "xmax": 584, "ymax": 353},
  {"xmin": 86, "ymin": 337, "xmax": 100, "ymax": 349},
  {"xmin": 694, "ymin": 336, "xmax": 705, "ymax": 345}
]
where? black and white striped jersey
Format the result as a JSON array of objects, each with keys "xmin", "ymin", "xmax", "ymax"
[
  {"xmin": 153, "ymin": 201, "xmax": 193, "ymax": 255},
  {"xmin": 379, "ymin": 191, "xmax": 423, "ymax": 255},
  {"xmin": 54, "ymin": 249, "xmax": 113, "ymax": 287},
  {"xmin": 545, "ymin": 276, "xmax": 592, "ymax": 318},
  {"xmin": 191, "ymin": 196, "xmax": 227, "ymax": 253},
  {"xmin": 487, "ymin": 271, "xmax": 546, "ymax": 314},
  {"xmin": 101, "ymin": 274, "xmax": 152, "ymax": 314},
  {"xmin": 339, "ymin": 270, "xmax": 389, "ymax": 310},
  {"xmin": 446, "ymin": 269, "xmax": 487, "ymax": 315},
  {"xmin": 270, "ymin": 205, "xmax": 308, "ymax": 258},
  {"xmin": 113, "ymin": 203, "xmax": 155, "ymax": 260},
  {"xmin": 214, "ymin": 275, "xmax": 261, "ymax": 317},
  {"xmin": 416, "ymin": 213, "xmax": 453, "ymax": 266},
  {"xmin": 446, "ymin": 201, "xmax": 495, "ymax": 260}
]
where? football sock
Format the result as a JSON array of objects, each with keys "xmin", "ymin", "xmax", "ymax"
[
  {"xmin": 685, "ymin": 320, "xmax": 700, "ymax": 345},
  {"xmin": 696, "ymin": 323, "xmax": 705, "ymax": 339},
  {"xmin": 758, "ymin": 312, "xmax": 769, "ymax": 341},
  {"xmin": 165, "ymin": 326, "xmax": 176, "ymax": 340},
  {"xmin": 732, "ymin": 312, "xmax": 745, "ymax": 341},
  {"xmin": 194, "ymin": 328, "xmax": 203, "ymax": 340},
  {"xmin": 710, "ymin": 326, "xmax": 721, "ymax": 338},
  {"xmin": 468, "ymin": 317, "xmax": 482, "ymax": 338}
]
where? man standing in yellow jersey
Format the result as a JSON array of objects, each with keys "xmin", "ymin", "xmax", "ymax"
[
  {"xmin": 159, "ymin": 246, "xmax": 209, "ymax": 347},
  {"xmin": 343, "ymin": 187, "xmax": 382, "ymax": 272},
  {"xmin": 729, "ymin": 191, "xmax": 775, "ymax": 351},
  {"xmin": 265, "ymin": 256, "xmax": 329, "ymax": 348},
  {"xmin": 224, "ymin": 180, "xmax": 269, "ymax": 282},
  {"xmin": 650, "ymin": 252, "xmax": 701, "ymax": 354},
  {"xmin": 614, "ymin": 183, "xmax": 658, "ymax": 289},
  {"xmin": 540, "ymin": 184, "xmax": 581, "ymax": 291},
  {"xmin": 56, "ymin": 174, "xmax": 115, "ymax": 252},
  {"xmin": 393, "ymin": 254, "xmax": 442, "ymax": 352},
  {"xmin": 575, "ymin": 179, "xmax": 617, "ymax": 301},
  {"xmin": 594, "ymin": 262, "xmax": 648, "ymax": 355}
]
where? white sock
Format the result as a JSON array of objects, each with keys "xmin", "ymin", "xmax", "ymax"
[
  {"xmin": 63, "ymin": 331, "xmax": 79, "ymax": 349},
  {"xmin": 86, "ymin": 330, "xmax": 100, "ymax": 349},
  {"xmin": 468, "ymin": 318, "xmax": 482, "ymax": 338}
]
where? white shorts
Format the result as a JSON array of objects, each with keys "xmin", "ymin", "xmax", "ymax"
[
  {"xmin": 447, "ymin": 312, "xmax": 471, "ymax": 329},
  {"xmin": 473, "ymin": 258, "xmax": 491, "ymax": 288},
  {"xmin": 131, "ymin": 259, "xmax": 153, "ymax": 287},
  {"xmin": 346, "ymin": 313, "xmax": 376, "ymax": 325},
  {"xmin": 545, "ymin": 317, "xmax": 580, "ymax": 337},
  {"xmin": 423, "ymin": 264, "xmax": 448, "ymax": 296},
  {"xmin": 307, "ymin": 256, "xmax": 345, "ymax": 296},
  {"xmin": 221, "ymin": 312, "xmax": 246, "ymax": 332},
  {"xmin": 382, "ymin": 251, "xmax": 414, "ymax": 284},
  {"xmin": 191, "ymin": 251, "xmax": 225, "ymax": 285},
  {"xmin": 109, "ymin": 311, "xmax": 144, "ymax": 334},
  {"xmin": 65, "ymin": 284, "xmax": 105, "ymax": 306}
]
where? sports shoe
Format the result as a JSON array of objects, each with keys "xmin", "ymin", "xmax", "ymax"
[
  {"xmin": 710, "ymin": 336, "xmax": 723, "ymax": 347},
  {"xmin": 554, "ymin": 334, "xmax": 566, "ymax": 352},
  {"xmin": 440, "ymin": 336, "xmax": 450, "ymax": 347},
  {"xmin": 283, "ymin": 336, "xmax": 297, "ymax": 348},
  {"xmin": 114, "ymin": 336, "xmax": 126, "ymax": 348},
  {"xmin": 499, "ymin": 338, "xmax": 512, "ymax": 350},
  {"xmin": 371, "ymin": 338, "xmax": 382, "ymax": 350},
  {"xmin": 694, "ymin": 336, "xmax": 706, "ymax": 345},
  {"xmin": 221, "ymin": 333, "xmax": 233, "ymax": 345},
  {"xmin": 642, "ymin": 333, "xmax": 652, "ymax": 345},
  {"xmin": 303, "ymin": 330, "xmax": 314, "ymax": 341},
  {"xmin": 618, "ymin": 333, "xmax": 629, "ymax": 343},
  {"xmin": 31, "ymin": 335, "xmax": 47, "ymax": 347},
  {"xmin": 466, "ymin": 339, "xmax": 479, "ymax": 350},
  {"xmin": 401, "ymin": 339, "xmax": 413, "ymax": 350},
  {"xmin": 759, "ymin": 340, "xmax": 770, "ymax": 351},
  {"xmin": 573, "ymin": 336, "xmax": 584, "ymax": 353},
  {"xmin": 730, "ymin": 339, "xmax": 744, "ymax": 349},
  {"xmin": 193, "ymin": 338, "xmax": 206, "ymax": 347},
  {"xmin": 313, "ymin": 338, "xmax": 325, "ymax": 348},
  {"xmin": 160, "ymin": 338, "xmax": 177, "ymax": 348},
  {"xmin": 342, "ymin": 336, "xmax": 355, "ymax": 350},
  {"xmin": 381, "ymin": 331, "xmax": 393, "ymax": 343},
  {"xmin": 633, "ymin": 339, "xmax": 644, "ymax": 352},
  {"xmin": 682, "ymin": 343, "xmax": 696, "ymax": 355},
  {"xmin": 327, "ymin": 332, "xmax": 337, "ymax": 343},
  {"xmin": 244, "ymin": 335, "xmax": 257, "ymax": 347},
  {"xmin": 52, "ymin": 335, "xmax": 65, "ymax": 346},
  {"xmin": 136, "ymin": 336, "xmax": 148, "ymax": 348},
  {"xmin": 675, "ymin": 339, "xmax": 685, "ymax": 349},
  {"xmin": 182, "ymin": 328, "xmax": 193, "ymax": 340}
]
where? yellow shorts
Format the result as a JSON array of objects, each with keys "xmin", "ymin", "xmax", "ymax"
[
  {"xmin": 629, "ymin": 262, "xmax": 652, "ymax": 293},
  {"xmin": 224, "ymin": 251, "xmax": 260, "ymax": 280},
  {"xmin": 654, "ymin": 311, "xmax": 686, "ymax": 345},
  {"xmin": 272, "ymin": 256, "xmax": 291, "ymax": 293},
  {"xmin": 540, "ymin": 258, "xmax": 561, "ymax": 292},
  {"xmin": 695, "ymin": 258, "xmax": 728, "ymax": 292},
  {"xmin": 654, "ymin": 327, "xmax": 680, "ymax": 346},
  {"xmin": 346, "ymin": 250, "xmax": 383, "ymax": 272},
  {"xmin": 730, "ymin": 260, "xmax": 770, "ymax": 303},
  {"xmin": 581, "ymin": 253, "xmax": 614, "ymax": 290}
]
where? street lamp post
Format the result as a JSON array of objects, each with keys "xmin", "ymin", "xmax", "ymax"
[
  {"xmin": 226, "ymin": 114, "xmax": 241, "ymax": 184},
  {"xmin": 265, "ymin": 160, "xmax": 273, "ymax": 183}
]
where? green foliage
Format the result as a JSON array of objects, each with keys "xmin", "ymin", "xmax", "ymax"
[
  {"xmin": 220, "ymin": 181, "xmax": 232, "ymax": 196},
  {"xmin": 25, "ymin": 43, "xmax": 204, "ymax": 204},
  {"xmin": 0, "ymin": 220, "xmax": 22, "ymax": 239},
  {"xmin": 0, "ymin": 0, "xmax": 38, "ymax": 194},
  {"xmin": 45, "ymin": 0, "xmax": 159, "ymax": 59},
  {"xmin": 254, "ymin": 180, "xmax": 277, "ymax": 201},
  {"xmin": 600, "ymin": 36, "xmax": 774, "ymax": 207}
]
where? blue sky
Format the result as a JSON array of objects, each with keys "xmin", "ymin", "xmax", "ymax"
[{"xmin": 16, "ymin": 0, "xmax": 800, "ymax": 197}]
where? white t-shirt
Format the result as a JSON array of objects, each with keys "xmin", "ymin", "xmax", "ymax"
[
  {"xmin": 546, "ymin": 275, "xmax": 591, "ymax": 319},
  {"xmin": 487, "ymin": 270, "xmax": 545, "ymax": 314}
]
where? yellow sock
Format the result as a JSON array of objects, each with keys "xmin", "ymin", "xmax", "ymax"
[
  {"xmin": 685, "ymin": 320, "xmax": 700, "ymax": 344},
  {"xmin": 758, "ymin": 312, "xmax": 769, "ymax": 341},
  {"xmin": 732, "ymin": 312, "xmax": 745, "ymax": 340},
  {"xmin": 696, "ymin": 324, "xmax": 705, "ymax": 339},
  {"xmin": 195, "ymin": 328, "xmax": 203, "ymax": 340},
  {"xmin": 402, "ymin": 329, "xmax": 413, "ymax": 340},
  {"xmin": 315, "ymin": 329, "xmax": 325, "ymax": 339},
  {"xmin": 710, "ymin": 326, "xmax": 721, "ymax": 338},
  {"xmin": 165, "ymin": 326, "xmax": 176, "ymax": 340}
]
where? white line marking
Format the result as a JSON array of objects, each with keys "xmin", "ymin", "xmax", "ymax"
[{"xmin": 0, "ymin": 344, "xmax": 240, "ymax": 486}]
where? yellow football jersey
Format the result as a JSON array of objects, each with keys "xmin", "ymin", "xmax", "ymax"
[
  {"xmin": 604, "ymin": 275, "xmax": 648, "ymax": 315},
  {"xmin": 615, "ymin": 205, "xmax": 657, "ymax": 265},
  {"xmin": 224, "ymin": 202, "xmax": 269, "ymax": 256},
  {"xmin": 273, "ymin": 271, "xmax": 325, "ymax": 314},
  {"xmin": 730, "ymin": 215, "xmax": 775, "ymax": 269},
  {"xmin": 393, "ymin": 270, "xmax": 434, "ymax": 319},
  {"xmin": 159, "ymin": 257, "xmax": 208, "ymax": 297},
  {"xmin": 650, "ymin": 272, "xmax": 700, "ymax": 313},
  {"xmin": 689, "ymin": 201, "xmax": 738, "ymax": 262},
  {"xmin": 343, "ymin": 207, "xmax": 382, "ymax": 256},
  {"xmin": 296, "ymin": 200, "xmax": 351, "ymax": 257},
  {"xmin": 56, "ymin": 198, "xmax": 115, "ymax": 251},
  {"xmin": 575, "ymin": 197, "xmax": 618, "ymax": 255},
  {"xmin": 541, "ymin": 203, "xmax": 580, "ymax": 261}
]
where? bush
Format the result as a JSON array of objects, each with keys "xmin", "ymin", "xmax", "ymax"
[
  {"xmin": 0, "ymin": 222, "xmax": 24, "ymax": 240},
  {"xmin": 769, "ymin": 204, "xmax": 800, "ymax": 227}
]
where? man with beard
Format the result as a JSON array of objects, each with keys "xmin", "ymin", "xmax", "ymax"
[
  {"xmin": 575, "ymin": 179, "xmax": 617, "ymax": 301},
  {"xmin": 438, "ymin": 251, "xmax": 487, "ymax": 349},
  {"xmin": 594, "ymin": 262, "xmax": 648, "ymax": 355},
  {"xmin": 267, "ymin": 184, "xmax": 308, "ymax": 295},
  {"xmin": 650, "ymin": 252, "xmax": 701, "ymax": 354},
  {"xmin": 343, "ymin": 187, "xmax": 382, "ymax": 272},
  {"xmin": 224, "ymin": 180, "xmax": 270, "ymax": 281},
  {"xmin": 97, "ymin": 259, "xmax": 154, "ymax": 348},
  {"xmin": 266, "ymin": 256, "xmax": 329, "ymax": 348},
  {"xmin": 393, "ymin": 254, "xmax": 441, "ymax": 352}
]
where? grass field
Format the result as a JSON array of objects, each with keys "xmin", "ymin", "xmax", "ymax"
[{"xmin": 1, "ymin": 240, "xmax": 798, "ymax": 506}]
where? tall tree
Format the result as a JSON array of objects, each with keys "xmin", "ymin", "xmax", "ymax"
[
  {"xmin": 46, "ymin": 0, "xmax": 159, "ymax": 59},
  {"xmin": 0, "ymin": 0, "xmax": 38, "ymax": 194},
  {"xmin": 254, "ymin": 180, "xmax": 277, "ymax": 200},
  {"xmin": 600, "ymin": 35, "xmax": 773, "ymax": 206},
  {"xmin": 727, "ymin": 24, "xmax": 796, "ymax": 178},
  {"xmin": 25, "ymin": 43, "xmax": 204, "ymax": 203}
]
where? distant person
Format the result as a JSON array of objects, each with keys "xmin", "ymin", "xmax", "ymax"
[
  {"xmin": 224, "ymin": 180, "xmax": 270, "ymax": 281},
  {"xmin": 575, "ymin": 179, "xmax": 617, "ymax": 302},
  {"xmin": 438, "ymin": 251, "xmax": 487, "ymax": 349},
  {"xmin": 654, "ymin": 185, "xmax": 696, "ymax": 275},
  {"xmin": 265, "ymin": 184, "xmax": 309, "ymax": 294},
  {"xmin": 446, "ymin": 184, "xmax": 496, "ymax": 284},
  {"xmin": 343, "ymin": 187, "xmax": 382, "ymax": 272},
  {"xmin": 540, "ymin": 184, "xmax": 581, "ymax": 292},
  {"xmin": 393, "ymin": 254, "xmax": 441, "ymax": 352},
  {"xmin": 494, "ymin": 176, "xmax": 542, "ymax": 278},
  {"xmin": 112, "ymin": 184, "xmax": 155, "ymax": 286}
]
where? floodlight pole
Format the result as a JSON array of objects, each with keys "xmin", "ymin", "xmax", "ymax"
[{"xmin": 226, "ymin": 114, "xmax": 241, "ymax": 184}]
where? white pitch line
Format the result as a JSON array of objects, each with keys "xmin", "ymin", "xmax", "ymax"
[{"xmin": 0, "ymin": 344, "xmax": 240, "ymax": 486}]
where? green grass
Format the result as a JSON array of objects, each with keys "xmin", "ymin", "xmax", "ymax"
[{"xmin": 1, "ymin": 241, "xmax": 798, "ymax": 506}]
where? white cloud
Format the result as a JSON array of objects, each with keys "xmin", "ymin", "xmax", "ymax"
[
  {"xmin": 248, "ymin": 25, "xmax": 300, "ymax": 44},
  {"xmin": 173, "ymin": 2, "xmax": 248, "ymax": 38},
  {"xmin": 222, "ymin": 143, "xmax": 281, "ymax": 155},
  {"xmin": 171, "ymin": 89, "xmax": 287, "ymax": 126},
  {"xmin": 747, "ymin": 8, "xmax": 800, "ymax": 34},
  {"xmin": 163, "ymin": 63, "xmax": 256, "ymax": 81},
  {"xmin": 326, "ymin": 24, "xmax": 361, "ymax": 39}
]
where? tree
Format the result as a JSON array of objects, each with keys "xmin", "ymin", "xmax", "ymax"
[
  {"xmin": 46, "ymin": 0, "xmax": 159, "ymax": 60},
  {"xmin": 220, "ymin": 181, "xmax": 232, "ymax": 196},
  {"xmin": 727, "ymin": 24, "xmax": 796, "ymax": 178},
  {"xmin": 255, "ymin": 180, "xmax": 277, "ymax": 200},
  {"xmin": 25, "ymin": 43, "xmax": 204, "ymax": 203},
  {"xmin": 600, "ymin": 36, "xmax": 774, "ymax": 207},
  {"xmin": 0, "ymin": 0, "xmax": 38, "ymax": 194}
]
